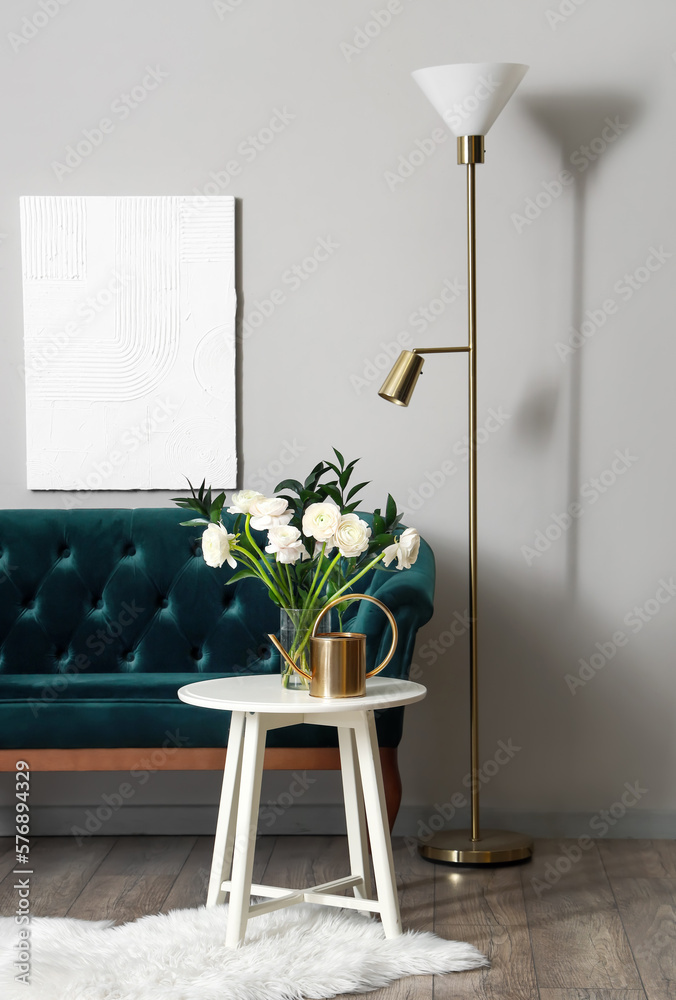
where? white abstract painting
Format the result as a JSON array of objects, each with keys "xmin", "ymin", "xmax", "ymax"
[{"xmin": 20, "ymin": 195, "xmax": 237, "ymax": 490}]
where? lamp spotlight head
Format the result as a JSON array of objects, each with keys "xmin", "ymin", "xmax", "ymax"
[{"xmin": 378, "ymin": 350, "xmax": 425, "ymax": 406}]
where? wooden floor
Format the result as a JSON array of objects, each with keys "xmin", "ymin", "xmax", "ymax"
[{"xmin": 1, "ymin": 835, "xmax": 674, "ymax": 998}]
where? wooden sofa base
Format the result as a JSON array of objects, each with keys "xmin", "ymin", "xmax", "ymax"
[{"xmin": 0, "ymin": 747, "xmax": 403, "ymax": 832}]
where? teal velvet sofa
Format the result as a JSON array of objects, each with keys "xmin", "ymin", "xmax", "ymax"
[{"xmin": 0, "ymin": 508, "xmax": 435, "ymax": 824}]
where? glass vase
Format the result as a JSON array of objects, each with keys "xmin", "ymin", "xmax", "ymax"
[{"xmin": 279, "ymin": 606, "xmax": 332, "ymax": 690}]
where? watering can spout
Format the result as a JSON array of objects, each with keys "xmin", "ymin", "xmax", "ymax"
[{"xmin": 268, "ymin": 634, "xmax": 312, "ymax": 679}]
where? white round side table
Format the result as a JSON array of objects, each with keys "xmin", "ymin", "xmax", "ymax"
[{"xmin": 178, "ymin": 674, "xmax": 426, "ymax": 948}]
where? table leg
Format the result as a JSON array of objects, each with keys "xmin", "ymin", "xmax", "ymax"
[
  {"xmin": 207, "ymin": 710, "xmax": 245, "ymax": 907},
  {"xmin": 353, "ymin": 710, "xmax": 402, "ymax": 938},
  {"xmin": 225, "ymin": 711, "xmax": 267, "ymax": 948},
  {"xmin": 338, "ymin": 725, "xmax": 372, "ymax": 905}
]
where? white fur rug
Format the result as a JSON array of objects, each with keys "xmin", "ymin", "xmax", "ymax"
[{"xmin": 0, "ymin": 903, "xmax": 487, "ymax": 1000}]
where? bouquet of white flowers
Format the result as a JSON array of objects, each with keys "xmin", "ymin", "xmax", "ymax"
[{"xmin": 172, "ymin": 449, "xmax": 420, "ymax": 687}]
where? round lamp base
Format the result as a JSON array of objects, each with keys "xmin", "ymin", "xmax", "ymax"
[{"xmin": 419, "ymin": 829, "xmax": 533, "ymax": 865}]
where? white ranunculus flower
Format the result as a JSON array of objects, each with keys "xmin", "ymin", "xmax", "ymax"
[
  {"xmin": 334, "ymin": 513, "xmax": 371, "ymax": 559},
  {"xmin": 382, "ymin": 527, "xmax": 420, "ymax": 571},
  {"xmin": 201, "ymin": 523, "xmax": 237, "ymax": 569},
  {"xmin": 249, "ymin": 496, "xmax": 293, "ymax": 530},
  {"xmin": 302, "ymin": 501, "xmax": 341, "ymax": 542},
  {"xmin": 265, "ymin": 525, "xmax": 309, "ymax": 564},
  {"xmin": 227, "ymin": 489, "xmax": 265, "ymax": 515}
]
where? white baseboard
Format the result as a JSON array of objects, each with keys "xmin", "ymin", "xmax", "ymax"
[{"xmin": 1, "ymin": 803, "xmax": 674, "ymax": 839}]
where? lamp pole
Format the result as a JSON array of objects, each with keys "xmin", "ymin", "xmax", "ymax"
[
  {"xmin": 378, "ymin": 63, "xmax": 534, "ymax": 864},
  {"xmin": 400, "ymin": 138, "xmax": 534, "ymax": 865}
]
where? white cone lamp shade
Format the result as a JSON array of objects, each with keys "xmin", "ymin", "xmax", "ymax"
[{"xmin": 412, "ymin": 62, "xmax": 528, "ymax": 137}]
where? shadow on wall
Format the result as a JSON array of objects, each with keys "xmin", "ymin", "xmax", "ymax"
[
  {"xmin": 515, "ymin": 92, "xmax": 645, "ymax": 599},
  {"xmin": 412, "ymin": 545, "xmax": 670, "ymax": 831}
]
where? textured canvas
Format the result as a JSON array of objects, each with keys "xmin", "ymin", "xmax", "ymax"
[{"xmin": 20, "ymin": 195, "xmax": 237, "ymax": 490}]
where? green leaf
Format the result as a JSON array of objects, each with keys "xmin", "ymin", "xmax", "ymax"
[
  {"xmin": 179, "ymin": 518, "xmax": 209, "ymax": 527},
  {"xmin": 275, "ymin": 478, "xmax": 304, "ymax": 495},
  {"xmin": 323, "ymin": 483, "xmax": 342, "ymax": 506},
  {"xmin": 375, "ymin": 532, "xmax": 394, "ymax": 546},
  {"xmin": 333, "ymin": 447, "xmax": 345, "ymax": 469},
  {"xmin": 338, "ymin": 468, "xmax": 352, "ymax": 490},
  {"xmin": 343, "ymin": 501, "xmax": 360, "ymax": 513},
  {"xmin": 210, "ymin": 492, "xmax": 226, "ymax": 522},
  {"xmin": 386, "ymin": 493, "xmax": 397, "ymax": 526},
  {"xmin": 227, "ymin": 568, "xmax": 259, "ymax": 584},
  {"xmin": 373, "ymin": 513, "xmax": 386, "ymax": 536},
  {"xmin": 347, "ymin": 480, "xmax": 369, "ymax": 502},
  {"xmin": 304, "ymin": 462, "xmax": 326, "ymax": 489}
]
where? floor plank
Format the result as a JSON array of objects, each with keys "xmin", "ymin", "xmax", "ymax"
[
  {"xmin": 523, "ymin": 840, "xmax": 642, "ymax": 990},
  {"xmin": 540, "ymin": 992, "xmax": 647, "ymax": 1000},
  {"xmin": 93, "ymin": 835, "xmax": 197, "ymax": 876},
  {"xmin": 433, "ymin": 858, "xmax": 537, "ymax": 1000},
  {"xmin": 600, "ymin": 840, "xmax": 676, "ymax": 879},
  {"xmin": 67, "ymin": 874, "xmax": 175, "ymax": 923},
  {"xmin": 1, "ymin": 834, "xmax": 671, "ymax": 999},
  {"xmin": 435, "ymin": 863, "xmax": 530, "ymax": 928},
  {"xmin": 0, "ymin": 836, "xmax": 115, "ymax": 917},
  {"xmin": 433, "ymin": 922, "xmax": 537, "ymax": 1000},
  {"xmin": 330, "ymin": 838, "xmax": 436, "ymax": 1000},
  {"xmin": 161, "ymin": 835, "xmax": 277, "ymax": 912},
  {"xmin": 611, "ymin": 878, "xmax": 676, "ymax": 1000}
]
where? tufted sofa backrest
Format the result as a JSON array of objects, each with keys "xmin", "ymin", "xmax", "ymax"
[
  {"xmin": 0, "ymin": 508, "xmax": 435, "ymax": 680},
  {"xmin": 0, "ymin": 508, "xmax": 280, "ymax": 677}
]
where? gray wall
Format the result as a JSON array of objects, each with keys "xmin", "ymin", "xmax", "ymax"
[{"xmin": 0, "ymin": 0, "xmax": 674, "ymax": 839}]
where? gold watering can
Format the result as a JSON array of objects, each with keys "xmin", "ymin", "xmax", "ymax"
[{"xmin": 269, "ymin": 593, "xmax": 398, "ymax": 698}]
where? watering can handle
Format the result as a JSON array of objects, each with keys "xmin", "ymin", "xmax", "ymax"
[{"xmin": 312, "ymin": 593, "xmax": 398, "ymax": 678}]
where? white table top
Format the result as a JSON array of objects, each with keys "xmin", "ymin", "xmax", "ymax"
[{"xmin": 178, "ymin": 674, "xmax": 427, "ymax": 714}]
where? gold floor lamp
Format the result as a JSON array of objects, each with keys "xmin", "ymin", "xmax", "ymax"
[{"xmin": 379, "ymin": 62, "xmax": 533, "ymax": 865}]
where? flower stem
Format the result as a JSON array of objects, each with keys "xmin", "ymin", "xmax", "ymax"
[
  {"xmin": 330, "ymin": 552, "xmax": 386, "ymax": 603},
  {"xmin": 242, "ymin": 516, "xmax": 292, "ymax": 604}
]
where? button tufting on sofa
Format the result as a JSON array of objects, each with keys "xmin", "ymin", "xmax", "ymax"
[
  {"xmin": 60, "ymin": 547, "xmax": 71, "ymax": 558},
  {"xmin": 0, "ymin": 507, "xmax": 435, "ymax": 791}
]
